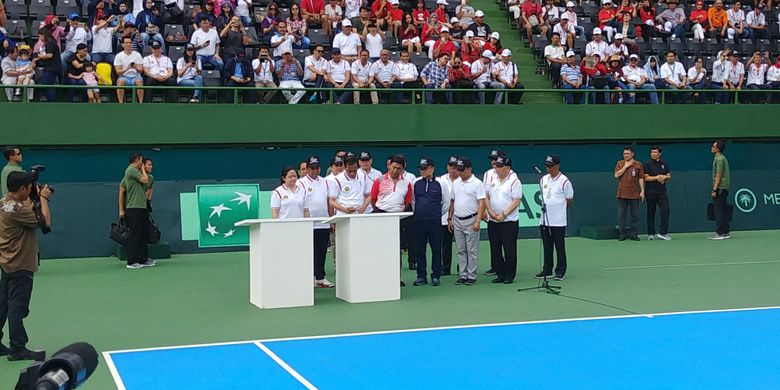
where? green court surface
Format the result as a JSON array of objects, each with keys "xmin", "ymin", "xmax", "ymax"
[{"xmin": 2, "ymin": 230, "xmax": 779, "ymax": 389}]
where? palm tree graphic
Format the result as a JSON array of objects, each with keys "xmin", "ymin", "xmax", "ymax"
[{"xmin": 738, "ymin": 193, "xmax": 753, "ymax": 208}]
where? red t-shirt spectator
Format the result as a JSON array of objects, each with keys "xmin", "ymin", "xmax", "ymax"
[
  {"xmin": 522, "ymin": 1, "xmax": 543, "ymax": 18},
  {"xmin": 413, "ymin": 8, "xmax": 430, "ymax": 24},
  {"xmin": 434, "ymin": 39, "xmax": 457, "ymax": 57},
  {"xmin": 482, "ymin": 41, "xmax": 501, "ymax": 56},
  {"xmin": 399, "ymin": 25, "xmax": 420, "ymax": 40},
  {"xmin": 615, "ymin": 5, "xmax": 634, "ymax": 20},
  {"xmin": 434, "ymin": 7, "xmax": 448, "ymax": 24},
  {"xmin": 370, "ymin": 0, "xmax": 390, "ymax": 19},
  {"xmin": 689, "ymin": 9, "xmax": 708, "ymax": 28},
  {"xmin": 448, "ymin": 64, "xmax": 472, "ymax": 82},
  {"xmin": 580, "ymin": 60, "xmax": 608, "ymax": 78},
  {"xmin": 302, "ymin": 0, "xmax": 324, "ymax": 15},
  {"xmin": 598, "ymin": 8, "xmax": 616, "ymax": 29},
  {"xmin": 421, "ymin": 23, "xmax": 440, "ymax": 41},
  {"xmin": 462, "ymin": 42, "xmax": 480, "ymax": 64},
  {"xmin": 389, "ymin": 7, "xmax": 403, "ymax": 22}
]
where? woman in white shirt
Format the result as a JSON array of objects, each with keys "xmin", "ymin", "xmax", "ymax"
[
  {"xmin": 176, "ymin": 44, "xmax": 203, "ymax": 103},
  {"xmin": 745, "ymin": 51, "xmax": 768, "ymax": 104},
  {"xmin": 271, "ymin": 166, "xmax": 306, "ymax": 219},
  {"xmin": 686, "ymin": 56, "xmax": 706, "ymax": 103}
]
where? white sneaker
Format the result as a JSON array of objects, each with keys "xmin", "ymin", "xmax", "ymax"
[
  {"xmin": 141, "ymin": 258, "xmax": 156, "ymax": 267},
  {"xmin": 647, "ymin": 235, "xmax": 655, "ymax": 240},
  {"xmin": 707, "ymin": 234, "xmax": 726, "ymax": 240},
  {"xmin": 126, "ymin": 263, "xmax": 144, "ymax": 269},
  {"xmin": 655, "ymin": 234, "xmax": 671, "ymax": 241},
  {"xmin": 315, "ymin": 278, "xmax": 335, "ymax": 288}
]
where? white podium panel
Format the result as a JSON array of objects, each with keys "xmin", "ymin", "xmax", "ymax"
[
  {"xmin": 235, "ymin": 218, "xmax": 316, "ymax": 309},
  {"xmin": 323, "ymin": 212, "xmax": 412, "ymax": 303}
]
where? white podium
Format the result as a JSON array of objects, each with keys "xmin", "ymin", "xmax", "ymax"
[
  {"xmin": 322, "ymin": 212, "xmax": 413, "ymax": 304},
  {"xmin": 235, "ymin": 218, "xmax": 318, "ymax": 309}
]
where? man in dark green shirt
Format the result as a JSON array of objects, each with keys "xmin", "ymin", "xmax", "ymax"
[
  {"xmin": 709, "ymin": 140, "xmax": 731, "ymax": 240},
  {"xmin": 119, "ymin": 153, "xmax": 153, "ymax": 268},
  {"xmin": 1, "ymin": 146, "xmax": 24, "ymax": 197}
]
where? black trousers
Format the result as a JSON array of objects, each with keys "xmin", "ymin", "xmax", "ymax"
[
  {"xmin": 488, "ymin": 220, "xmax": 519, "ymax": 280},
  {"xmin": 401, "ymin": 209, "xmax": 417, "ymax": 266},
  {"xmin": 541, "ymin": 225, "xmax": 567, "ymax": 276},
  {"xmin": 144, "ymin": 77, "xmax": 176, "ymax": 102},
  {"xmin": 0, "ymin": 269, "xmax": 34, "ymax": 351},
  {"xmin": 617, "ymin": 198, "xmax": 640, "ymax": 237},
  {"xmin": 713, "ymin": 189, "xmax": 730, "ymax": 235},
  {"xmin": 415, "ymin": 218, "xmax": 443, "ymax": 279},
  {"xmin": 646, "ymin": 191, "xmax": 670, "ymax": 235},
  {"xmin": 125, "ymin": 208, "xmax": 149, "ymax": 265},
  {"xmin": 313, "ymin": 229, "xmax": 329, "ymax": 280},
  {"xmin": 441, "ymin": 224, "xmax": 454, "ymax": 273}
]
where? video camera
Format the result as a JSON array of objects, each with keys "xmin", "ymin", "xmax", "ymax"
[{"xmin": 29, "ymin": 165, "xmax": 55, "ymax": 235}]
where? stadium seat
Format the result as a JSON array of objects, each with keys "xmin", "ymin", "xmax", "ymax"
[
  {"xmin": 685, "ymin": 38, "xmax": 705, "ymax": 56},
  {"xmin": 738, "ymin": 40, "xmax": 754, "ymax": 56},
  {"xmin": 668, "ymin": 38, "xmax": 684, "ymax": 55},
  {"xmin": 278, "ymin": 7, "xmax": 290, "ymax": 20},
  {"xmin": 5, "ymin": 19, "xmax": 28, "ymax": 41},
  {"xmin": 648, "ymin": 37, "xmax": 667, "ymax": 53},
  {"xmin": 55, "ymin": 0, "xmax": 79, "ymax": 19},
  {"xmin": 722, "ymin": 38, "xmax": 738, "ymax": 53},
  {"xmin": 168, "ymin": 45, "xmax": 185, "ymax": 63},
  {"xmin": 3, "ymin": 0, "xmax": 28, "ymax": 19},
  {"xmin": 410, "ymin": 52, "xmax": 429, "ymax": 71},
  {"xmin": 142, "ymin": 45, "xmax": 153, "ymax": 57},
  {"xmin": 755, "ymin": 39, "xmax": 772, "ymax": 53},
  {"xmin": 293, "ymin": 49, "xmax": 308, "ymax": 65},
  {"xmin": 202, "ymin": 70, "xmax": 221, "ymax": 102},
  {"xmin": 308, "ymin": 29, "xmax": 329, "ymax": 48},
  {"xmin": 25, "ymin": 0, "xmax": 53, "ymax": 19},
  {"xmin": 705, "ymin": 37, "xmax": 721, "ymax": 54},
  {"xmin": 389, "ymin": 51, "xmax": 400, "ymax": 61},
  {"xmin": 164, "ymin": 24, "xmax": 188, "ymax": 46}
]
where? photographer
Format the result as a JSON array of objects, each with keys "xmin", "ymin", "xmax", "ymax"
[
  {"xmin": 252, "ymin": 46, "xmax": 277, "ymax": 104},
  {"xmin": 219, "ymin": 15, "xmax": 247, "ymax": 60},
  {"xmin": 60, "ymin": 13, "xmax": 92, "ymax": 71},
  {"xmin": 0, "ymin": 171, "xmax": 52, "ymax": 361},
  {"xmin": 119, "ymin": 153, "xmax": 153, "ymax": 269}
]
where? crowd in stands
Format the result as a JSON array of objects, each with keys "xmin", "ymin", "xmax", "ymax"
[
  {"xmin": 0, "ymin": 0, "xmax": 526, "ymax": 103},
  {"xmin": 522, "ymin": 0, "xmax": 780, "ymax": 103}
]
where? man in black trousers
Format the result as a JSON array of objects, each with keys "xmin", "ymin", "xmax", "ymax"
[
  {"xmin": 643, "ymin": 146, "xmax": 672, "ymax": 241},
  {"xmin": 535, "ymin": 155, "xmax": 574, "ymax": 281},
  {"xmin": 413, "ymin": 158, "xmax": 448, "ymax": 286},
  {"xmin": 119, "ymin": 153, "xmax": 153, "ymax": 269},
  {"xmin": 439, "ymin": 156, "xmax": 460, "ymax": 275}
]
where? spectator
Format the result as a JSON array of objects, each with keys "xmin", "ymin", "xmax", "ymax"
[
  {"xmin": 545, "ymin": 32, "xmax": 566, "ymax": 87},
  {"xmin": 659, "ymin": 50, "xmax": 691, "ymax": 103},
  {"xmin": 597, "ymin": 0, "xmax": 617, "ymax": 42},
  {"xmin": 433, "ymin": 0, "xmax": 449, "ymax": 27},
  {"xmin": 655, "ymin": 0, "xmax": 686, "ymax": 39},
  {"xmin": 235, "ymin": 0, "xmax": 253, "ymax": 26},
  {"xmin": 223, "ymin": 52, "xmax": 254, "ymax": 102},
  {"xmin": 746, "ymin": 4, "xmax": 768, "ymax": 39},
  {"xmin": 605, "ymin": 33, "xmax": 628, "ymax": 60},
  {"xmin": 61, "ymin": 14, "xmax": 92, "ymax": 70},
  {"xmin": 82, "ymin": 62, "xmax": 101, "ymax": 103},
  {"xmin": 726, "ymin": 1, "xmax": 749, "ymax": 40},
  {"xmin": 142, "ymin": 41, "xmax": 175, "ymax": 102},
  {"xmin": 369, "ymin": 49, "xmax": 395, "ymax": 103},
  {"xmin": 332, "ymin": 19, "xmax": 362, "ymax": 61},
  {"xmin": 471, "ymin": 50, "xmax": 494, "ymax": 104},
  {"xmin": 37, "ymin": 29, "xmax": 62, "ymax": 102},
  {"xmin": 643, "ymin": 146, "xmax": 672, "ymax": 241},
  {"xmin": 112, "ymin": 2, "xmax": 135, "ymax": 27},
  {"xmin": 216, "ymin": 2, "xmax": 235, "ymax": 31},
  {"xmin": 413, "ymin": 0, "xmax": 430, "ymax": 27},
  {"xmin": 447, "ymin": 55, "xmax": 473, "ymax": 104},
  {"xmin": 91, "ymin": 15, "xmax": 119, "ymax": 64},
  {"xmin": 432, "ymin": 27, "xmax": 457, "ymax": 59},
  {"xmin": 118, "ymin": 22, "xmax": 145, "ymax": 53},
  {"xmin": 448, "ymin": 157, "xmax": 485, "ymax": 286},
  {"xmin": 13, "ymin": 47, "xmax": 38, "ymax": 95},
  {"xmin": 723, "ymin": 51, "xmax": 744, "ymax": 103},
  {"xmin": 193, "ymin": 0, "xmax": 217, "ymax": 31},
  {"xmin": 176, "ymin": 44, "xmax": 204, "ymax": 103},
  {"xmin": 400, "ymin": 13, "xmax": 423, "ymax": 56},
  {"xmin": 191, "ymin": 18, "xmax": 224, "ymax": 70},
  {"xmin": 542, "ymin": 0, "xmax": 561, "ymax": 29},
  {"xmin": 270, "ymin": 21, "xmax": 297, "ymax": 61},
  {"xmin": 622, "ymin": 53, "xmax": 658, "ymax": 104},
  {"xmin": 65, "ymin": 43, "xmax": 90, "ymax": 102},
  {"xmin": 323, "ymin": 0, "xmax": 343, "ymax": 37},
  {"xmin": 421, "ymin": 53, "xmax": 451, "ymax": 104},
  {"xmin": 137, "ymin": 0, "xmax": 166, "ymax": 51},
  {"xmin": 707, "ymin": 0, "xmax": 729, "ymax": 40},
  {"xmin": 387, "ymin": 0, "xmax": 404, "ymax": 38},
  {"xmin": 521, "ymin": 0, "xmax": 547, "ymax": 43},
  {"xmin": 412, "ymin": 157, "xmax": 448, "ymax": 287},
  {"xmin": 34, "ymin": 15, "xmax": 66, "ymax": 53},
  {"xmin": 767, "ymin": 55, "xmax": 780, "ymax": 103},
  {"xmin": 581, "ymin": 52, "xmax": 608, "ymax": 104},
  {"xmin": 252, "ymin": 46, "xmax": 277, "ymax": 104},
  {"xmin": 461, "ymin": 30, "xmax": 480, "ymax": 66},
  {"xmin": 606, "ymin": 54, "xmax": 626, "ymax": 103},
  {"xmin": 613, "ymin": 146, "xmax": 644, "ymax": 241},
  {"xmin": 586, "ymin": 28, "xmax": 608, "ymax": 60},
  {"xmin": 643, "ymin": 54, "xmax": 661, "ymax": 87},
  {"xmin": 344, "ymin": 0, "xmax": 361, "ymax": 20},
  {"xmin": 456, "ymin": 0, "xmax": 476, "ymax": 28},
  {"xmin": 687, "ymin": 56, "xmax": 707, "ymax": 103},
  {"xmin": 259, "ymin": 4, "xmax": 280, "ymax": 44},
  {"xmin": 325, "ymin": 48, "xmax": 352, "ymax": 104},
  {"xmin": 303, "ymin": 44, "xmax": 329, "ymax": 102},
  {"xmin": 220, "ymin": 15, "xmax": 248, "ymax": 60},
  {"xmin": 689, "ymin": 1, "xmax": 708, "ymax": 42},
  {"xmin": 561, "ymin": 50, "xmax": 584, "ymax": 104},
  {"xmin": 508, "ymin": 0, "xmax": 523, "ymax": 29},
  {"xmin": 563, "ymin": 2, "xmax": 585, "ymax": 37},
  {"xmin": 352, "ymin": 7, "xmax": 373, "ymax": 32},
  {"xmin": 276, "ymin": 50, "xmax": 306, "ymax": 104},
  {"xmin": 745, "ymin": 51, "xmax": 767, "ymax": 104},
  {"xmin": 553, "ymin": 14, "xmax": 575, "ymax": 49},
  {"xmin": 615, "ymin": 0, "xmax": 636, "ymax": 20},
  {"xmin": 491, "ymin": 49, "xmax": 524, "ymax": 104},
  {"xmin": 362, "ymin": 23, "xmax": 386, "ymax": 61},
  {"xmin": 301, "ymin": 0, "xmax": 325, "ymax": 28},
  {"xmin": 482, "ymin": 31, "xmax": 502, "ymax": 57},
  {"xmin": 352, "ymin": 50, "xmax": 378, "ymax": 103},
  {"xmin": 2, "ymin": 47, "xmax": 36, "ymax": 101},
  {"xmin": 114, "ymin": 36, "xmax": 145, "ymax": 103},
  {"xmin": 710, "ymin": 49, "xmax": 729, "ymax": 103},
  {"xmin": 287, "ymin": 4, "xmax": 312, "ymax": 49},
  {"xmin": 449, "ymin": 17, "xmax": 465, "ymax": 43},
  {"xmin": 637, "ymin": 0, "xmax": 656, "ymax": 38},
  {"xmin": 422, "ymin": 14, "xmax": 442, "ymax": 59},
  {"xmin": 467, "ymin": 10, "xmax": 491, "ymax": 42},
  {"xmin": 392, "ymin": 51, "xmax": 420, "ymax": 103},
  {"xmin": 616, "ymin": 13, "xmax": 637, "ymax": 45}
]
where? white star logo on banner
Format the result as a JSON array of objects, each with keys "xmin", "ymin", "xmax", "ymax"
[
  {"xmin": 223, "ymin": 229, "xmax": 236, "ymax": 238},
  {"xmin": 205, "ymin": 221, "xmax": 219, "ymax": 236},
  {"xmin": 209, "ymin": 203, "xmax": 232, "ymax": 218},
  {"xmin": 231, "ymin": 192, "xmax": 252, "ymax": 210}
]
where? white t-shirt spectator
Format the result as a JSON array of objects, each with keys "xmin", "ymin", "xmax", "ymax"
[
  {"xmin": 605, "ymin": 43, "xmax": 628, "ymax": 58},
  {"xmin": 252, "ymin": 58, "xmax": 274, "ymax": 82},
  {"xmin": 494, "ymin": 61, "xmax": 518, "ymax": 84},
  {"xmin": 190, "ymin": 28, "xmax": 220, "ymax": 56},
  {"xmin": 235, "ymin": 0, "xmax": 251, "ymax": 18},
  {"xmin": 65, "ymin": 26, "xmax": 91, "ymax": 53},
  {"xmin": 364, "ymin": 32, "xmax": 384, "ymax": 58},
  {"xmin": 143, "ymin": 54, "xmax": 173, "ymax": 77},
  {"xmin": 540, "ymin": 173, "xmax": 573, "ymax": 227},
  {"xmin": 327, "ymin": 59, "xmax": 350, "ymax": 83},
  {"xmin": 660, "ymin": 61, "xmax": 686, "ymax": 84},
  {"xmin": 544, "ymin": 44, "xmax": 565, "ymax": 64},
  {"xmin": 711, "ymin": 59, "xmax": 727, "ymax": 83},
  {"xmin": 452, "ymin": 175, "xmax": 486, "ymax": 217},
  {"xmin": 304, "ymin": 55, "xmax": 328, "ymax": 80},
  {"xmin": 271, "ymin": 33, "xmax": 296, "ymax": 58},
  {"xmin": 726, "ymin": 8, "xmax": 745, "ymax": 25},
  {"xmin": 332, "ymin": 32, "xmax": 362, "ymax": 56},
  {"xmin": 370, "ymin": 59, "xmax": 394, "ymax": 83},
  {"xmin": 270, "ymin": 183, "xmax": 305, "ymax": 219},
  {"xmin": 91, "ymin": 26, "xmax": 115, "ymax": 54},
  {"xmin": 114, "ymin": 51, "xmax": 144, "ymax": 78},
  {"xmin": 585, "ymin": 40, "xmax": 608, "ymax": 59},
  {"xmin": 687, "ymin": 66, "xmax": 707, "ymax": 84},
  {"xmin": 746, "ymin": 10, "xmax": 766, "ymax": 27},
  {"xmin": 470, "ymin": 60, "xmax": 492, "ymax": 84},
  {"xmin": 746, "ymin": 63, "xmax": 767, "ymax": 85},
  {"xmin": 553, "ymin": 22, "xmax": 575, "ymax": 38},
  {"xmin": 767, "ymin": 64, "xmax": 780, "ymax": 82},
  {"xmin": 393, "ymin": 61, "xmax": 418, "ymax": 81},
  {"xmin": 176, "ymin": 57, "xmax": 202, "ymax": 82},
  {"xmin": 622, "ymin": 65, "xmax": 646, "ymax": 83},
  {"xmin": 352, "ymin": 60, "xmax": 372, "ymax": 83},
  {"xmin": 724, "ymin": 60, "xmax": 745, "ymax": 84}
]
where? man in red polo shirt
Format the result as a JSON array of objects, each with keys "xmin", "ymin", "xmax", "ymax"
[{"xmin": 302, "ymin": 0, "xmax": 325, "ymax": 28}]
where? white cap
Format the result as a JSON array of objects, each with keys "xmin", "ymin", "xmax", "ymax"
[
  {"xmin": 501, "ymin": 49, "xmax": 511, "ymax": 57},
  {"xmin": 389, "ymin": 0, "xmax": 399, "ymax": 4},
  {"xmin": 561, "ymin": 14, "xmax": 569, "ymax": 19},
  {"xmin": 566, "ymin": 50, "xmax": 575, "ymax": 57},
  {"xmin": 629, "ymin": 53, "xmax": 639, "ymax": 60},
  {"xmin": 490, "ymin": 31, "xmax": 500, "ymax": 39},
  {"xmin": 475, "ymin": 10, "xmax": 485, "ymax": 17},
  {"xmin": 341, "ymin": 19, "xmax": 352, "ymax": 26},
  {"xmin": 614, "ymin": 33, "xmax": 623, "ymax": 39},
  {"xmin": 481, "ymin": 50, "xmax": 495, "ymax": 59},
  {"xmin": 592, "ymin": 27, "xmax": 602, "ymax": 34},
  {"xmin": 451, "ymin": 17, "xmax": 459, "ymax": 23},
  {"xmin": 440, "ymin": 26, "xmax": 450, "ymax": 32},
  {"xmin": 566, "ymin": 1, "xmax": 576, "ymax": 6},
  {"xmin": 436, "ymin": 0, "xmax": 448, "ymax": 4},
  {"xmin": 465, "ymin": 30, "xmax": 475, "ymax": 37},
  {"xmin": 602, "ymin": 0, "xmax": 611, "ymax": 4}
]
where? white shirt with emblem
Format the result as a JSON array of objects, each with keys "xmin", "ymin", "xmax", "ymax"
[
  {"xmin": 328, "ymin": 171, "xmax": 371, "ymax": 214},
  {"xmin": 299, "ymin": 174, "xmax": 330, "ymax": 229},
  {"xmin": 540, "ymin": 172, "xmax": 573, "ymax": 227},
  {"xmin": 488, "ymin": 175, "xmax": 522, "ymax": 222},
  {"xmin": 437, "ymin": 174, "xmax": 456, "ymax": 225},
  {"xmin": 361, "ymin": 167, "xmax": 383, "ymax": 213},
  {"xmin": 270, "ymin": 183, "xmax": 305, "ymax": 219}
]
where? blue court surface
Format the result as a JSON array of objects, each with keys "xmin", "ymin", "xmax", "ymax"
[{"xmin": 105, "ymin": 307, "xmax": 780, "ymax": 389}]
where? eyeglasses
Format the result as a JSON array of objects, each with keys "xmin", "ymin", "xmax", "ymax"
[{"xmin": 315, "ymin": 49, "xmax": 324, "ymax": 52}]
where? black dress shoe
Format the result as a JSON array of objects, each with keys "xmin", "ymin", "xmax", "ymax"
[
  {"xmin": 491, "ymin": 277, "xmax": 505, "ymax": 284},
  {"xmin": 0, "ymin": 343, "xmax": 9, "ymax": 356},
  {"xmin": 400, "ymin": 281, "xmax": 406, "ymax": 287},
  {"xmin": 440, "ymin": 271, "xmax": 451, "ymax": 276},
  {"xmin": 618, "ymin": 236, "xmax": 627, "ymax": 241},
  {"xmin": 630, "ymin": 236, "xmax": 640, "ymax": 241},
  {"xmin": 7, "ymin": 348, "xmax": 40, "ymax": 361}
]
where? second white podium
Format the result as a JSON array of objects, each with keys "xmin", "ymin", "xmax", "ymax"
[{"xmin": 323, "ymin": 212, "xmax": 412, "ymax": 304}]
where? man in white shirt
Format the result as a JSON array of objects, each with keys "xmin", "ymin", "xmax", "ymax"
[
  {"xmin": 553, "ymin": 14, "xmax": 575, "ymax": 49},
  {"xmin": 766, "ymin": 54, "xmax": 780, "ymax": 103},
  {"xmin": 369, "ymin": 49, "xmax": 395, "ymax": 103},
  {"xmin": 328, "ymin": 154, "xmax": 372, "ymax": 216},
  {"xmin": 190, "ymin": 18, "xmax": 223, "ymax": 70},
  {"xmin": 114, "ymin": 36, "xmax": 145, "ymax": 103},
  {"xmin": 438, "ymin": 156, "xmax": 460, "ymax": 275},
  {"xmin": 490, "ymin": 49, "xmax": 524, "ymax": 104},
  {"xmin": 351, "ymin": 49, "xmax": 378, "ymax": 104},
  {"xmin": 563, "ymin": 1, "xmax": 585, "ymax": 37},
  {"xmin": 711, "ymin": 49, "xmax": 730, "ymax": 104},
  {"xmin": 1, "ymin": 47, "xmax": 36, "ymax": 101},
  {"xmin": 585, "ymin": 28, "xmax": 608, "ymax": 61},
  {"xmin": 91, "ymin": 14, "xmax": 117, "ymax": 64},
  {"xmin": 300, "ymin": 156, "xmax": 335, "ymax": 288},
  {"xmin": 325, "ymin": 48, "xmax": 353, "ymax": 103},
  {"xmin": 270, "ymin": 21, "xmax": 297, "ymax": 60},
  {"xmin": 61, "ymin": 14, "xmax": 92, "ymax": 69},
  {"xmin": 536, "ymin": 154, "xmax": 573, "ymax": 280},
  {"xmin": 332, "ymin": 19, "xmax": 362, "ymax": 61},
  {"xmin": 746, "ymin": 4, "xmax": 768, "ymax": 39},
  {"xmin": 362, "ymin": 22, "xmax": 385, "ymax": 60},
  {"xmin": 605, "ymin": 33, "xmax": 628, "ymax": 60},
  {"xmin": 622, "ymin": 54, "xmax": 658, "ymax": 104},
  {"xmin": 484, "ymin": 155, "xmax": 522, "ymax": 284},
  {"xmin": 545, "ymin": 32, "xmax": 566, "ymax": 86},
  {"xmin": 391, "ymin": 51, "xmax": 420, "ymax": 103},
  {"xmin": 252, "ymin": 46, "xmax": 277, "ymax": 104},
  {"xmin": 726, "ymin": 1, "xmax": 749, "ymax": 40},
  {"xmin": 723, "ymin": 51, "xmax": 745, "ymax": 103},
  {"xmin": 471, "ymin": 50, "xmax": 494, "ymax": 104},
  {"xmin": 142, "ymin": 41, "xmax": 175, "ymax": 102},
  {"xmin": 448, "ymin": 157, "xmax": 485, "ymax": 286},
  {"xmin": 659, "ymin": 50, "xmax": 691, "ymax": 103},
  {"xmin": 304, "ymin": 44, "xmax": 330, "ymax": 103},
  {"xmin": 358, "ymin": 151, "xmax": 382, "ymax": 213}
]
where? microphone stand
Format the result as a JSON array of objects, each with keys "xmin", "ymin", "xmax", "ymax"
[{"xmin": 518, "ymin": 165, "xmax": 561, "ymax": 295}]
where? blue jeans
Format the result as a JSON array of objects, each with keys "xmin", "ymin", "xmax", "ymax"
[
  {"xmin": 178, "ymin": 76, "xmax": 203, "ymax": 99},
  {"xmin": 198, "ymin": 55, "xmax": 224, "ymax": 70},
  {"xmin": 141, "ymin": 32, "xmax": 166, "ymax": 51},
  {"xmin": 710, "ymin": 81, "xmax": 730, "ymax": 104},
  {"xmin": 415, "ymin": 218, "xmax": 443, "ymax": 280},
  {"xmin": 90, "ymin": 52, "xmax": 115, "ymax": 64},
  {"xmin": 690, "ymin": 80, "xmax": 706, "ymax": 103},
  {"xmin": 64, "ymin": 77, "xmax": 87, "ymax": 101},
  {"xmin": 331, "ymin": 82, "xmax": 352, "ymax": 104},
  {"xmin": 626, "ymin": 83, "xmax": 659, "ymax": 104},
  {"xmin": 292, "ymin": 36, "xmax": 311, "ymax": 49},
  {"xmin": 657, "ymin": 80, "xmax": 692, "ymax": 103},
  {"xmin": 239, "ymin": 15, "xmax": 252, "ymax": 26},
  {"xmin": 303, "ymin": 75, "xmax": 326, "ymax": 102},
  {"xmin": 41, "ymin": 71, "xmax": 59, "ymax": 102},
  {"xmin": 424, "ymin": 83, "xmax": 452, "ymax": 104},
  {"xmin": 562, "ymin": 83, "xmax": 585, "ymax": 104}
]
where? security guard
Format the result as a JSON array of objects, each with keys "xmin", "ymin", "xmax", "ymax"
[{"xmin": 643, "ymin": 146, "xmax": 672, "ymax": 241}]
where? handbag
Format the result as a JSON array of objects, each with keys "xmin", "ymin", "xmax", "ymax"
[
  {"xmin": 148, "ymin": 214, "xmax": 162, "ymax": 244},
  {"xmin": 110, "ymin": 218, "xmax": 130, "ymax": 246}
]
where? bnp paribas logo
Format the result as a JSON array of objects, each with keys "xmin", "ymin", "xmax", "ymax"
[
  {"xmin": 196, "ymin": 184, "xmax": 260, "ymax": 247},
  {"xmin": 734, "ymin": 188, "xmax": 757, "ymax": 213}
]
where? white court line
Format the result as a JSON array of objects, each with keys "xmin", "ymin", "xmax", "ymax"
[
  {"xmin": 102, "ymin": 351, "xmax": 128, "ymax": 390},
  {"xmin": 254, "ymin": 341, "xmax": 318, "ymax": 390},
  {"xmin": 103, "ymin": 305, "xmax": 780, "ymax": 356},
  {"xmin": 604, "ymin": 259, "xmax": 780, "ymax": 270}
]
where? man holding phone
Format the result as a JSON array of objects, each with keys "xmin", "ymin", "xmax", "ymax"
[
  {"xmin": 190, "ymin": 18, "xmax": 223, "ymax": 70},
  {"xmin": 113, "ymin": 36, "xmax": 144, "ymax": 103}
]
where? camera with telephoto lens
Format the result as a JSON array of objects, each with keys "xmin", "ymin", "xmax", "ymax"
[{"xmin": 30, "ymin": 165, "xmax": 55, "ymax": 234}]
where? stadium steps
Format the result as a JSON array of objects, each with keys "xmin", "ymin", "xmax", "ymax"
[{"xmin": 470, "ymin": 0, "xmax": 561, "ymax": 103}]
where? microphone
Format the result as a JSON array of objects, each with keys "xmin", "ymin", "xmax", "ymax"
[
  {"xmin": 532, "ymin": 165, "xmax": 543, "ymax": 175},
  {"xmin": 34, "ymin": 342, "xmax": 98, "ymax": 390}
]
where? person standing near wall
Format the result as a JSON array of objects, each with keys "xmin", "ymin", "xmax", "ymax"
[
  {"xmin": 708, "ymin": 140, "xmax": 731, "ymax": 240},
  {"xmin": 643, "ymin": 146, "xmax": 672, "ymax": 241},
  {"xmin": 412, "ymin": 157, "xmax": 448, "ymax": 287},
  {"xmin": 301, "ymin": 156, "xmax": 335, "ymax": 288},
  {"xmin": 1, "ymin": 147, "xmax": 24, "ymax": 197},
  {"xmin": 119, "ymin": 153, "xmax": 154, "ymax": 269},
  {"xmin": 449, "ymin": 157, "xmax": 485, "ymax": 286},
  {"xmin": 613, "ymin": 146, "xmax": 644, "ymax": 241},
  {"xmin": 536, "ymin": 155, "xmax": 573, "ymax": 280},
  {"xmin": 485, "ymin": 155, "xmax": 522, "ymax": 284}
]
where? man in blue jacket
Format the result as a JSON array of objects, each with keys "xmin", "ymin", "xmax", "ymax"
[
  {"xmin": 413, "ymin": 158, "xmax": 450, "ymax": 286},
  {"xmin": 136, "ymin": 0, "xmax": 166, "ymax": 51}
]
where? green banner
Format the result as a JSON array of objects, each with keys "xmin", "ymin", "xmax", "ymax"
[{"xmin": 196, "ymin": 184, "xmax": 260, "ymax": 248}]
